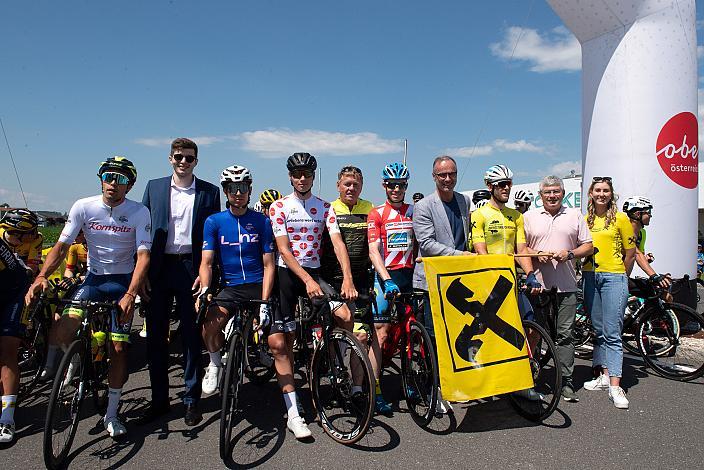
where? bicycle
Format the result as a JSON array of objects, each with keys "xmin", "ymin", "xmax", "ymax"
[
  {"xmin": 42, "ymin": 298, "xmax": 116, "ymax": 470},
  {"xmin": 378, "ymin": 291, "xmax": 438, "ymax": 427},
  {"xmin": 295, "ymin": 293, "xmax": 375, "ymax": 445}
]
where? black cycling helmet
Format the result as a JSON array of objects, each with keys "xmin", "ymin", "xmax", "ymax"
[
  {"xmin": 0, "ymin": 208, "xmax": 39, "ymax": 233},
  {"xmin": 97, "ymin": 156, "xmax": 138, "ymax": 184},
  {"xmin": 286, "ymin": 152, "xmax": 317, "ymax": 172},
  {"xmin": 472, "ymin": 189, "xmax": 491, "ymax": 205}
]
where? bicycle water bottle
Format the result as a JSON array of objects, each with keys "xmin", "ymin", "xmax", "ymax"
[{"xmin": 91, "ymin": 331, "xmax": 107, "ymax": 362}]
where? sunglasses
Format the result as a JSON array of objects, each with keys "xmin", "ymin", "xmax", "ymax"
[
  {"xmin": 492, "ymin": 180, "xmax": 512, "ymax": 189},
  {"xmin": 172, "ymin": 153, "xmax": 196, "ymax": 164},
  {"xmin": 290, "ymin": 169, "xmax": 315, "ymax": 179},
  {"xmin": 592, "ymin": 176, "xmax": 612, "ymax": 183},
  {"xmin": 515, "ymin": 201, "xmax": 529, "ymax": 207},
  {"xmin": 6, "ymin": 230, "xmax": 35, "ymax": 238},
  {"xmin": 384, "ymin": 181, "xmax": 408, "ymax": 190},
  {"xmin": 225, "ymin": 182, "xmax": 251, "ymax": 195},
  {"xmin": 101, "ymin": 172, "xmax": 130, "ymax": 185},
  {"xmin": 434, "ymin": 171, "xmax": 457, "ymax": 179}
]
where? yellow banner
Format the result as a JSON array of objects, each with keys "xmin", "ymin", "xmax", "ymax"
[{"xmin": 423, "ymin": 254, "xmax": 533, "ymax": 402}]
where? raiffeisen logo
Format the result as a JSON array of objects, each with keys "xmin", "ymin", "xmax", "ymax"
[{"xmin": 656, "ymin": 111, "xmax": 698, "ymax": 189}]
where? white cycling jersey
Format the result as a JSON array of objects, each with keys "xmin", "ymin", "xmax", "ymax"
[
  {"xmin": 269, "ymin": 193, "xmax": 340, "ymax": 269},
  {"xmin": 60, "ymin": 195, "xmax": 152, "ymax": 275}
]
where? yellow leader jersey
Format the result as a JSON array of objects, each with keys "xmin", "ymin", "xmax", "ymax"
[
  {"xmin": 0, "ymin": 227, "xmax": 43, "ymax": 271},
  {"xmin": 471, "ymin": 203, "xmax": 525, "ymax": 255},
  {"xmin": 582, "ymin": 212, "xmax": 635, "ymax": 274}
]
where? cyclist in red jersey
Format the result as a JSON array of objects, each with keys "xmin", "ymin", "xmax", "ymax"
[{"xmin": 367, "ymin": 162, "xmax": 415, "ymax": 413}]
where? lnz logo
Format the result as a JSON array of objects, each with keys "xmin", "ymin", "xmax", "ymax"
[{"xmin": 219, "ymin": 233, "xmax": 260, "ymax": 246}]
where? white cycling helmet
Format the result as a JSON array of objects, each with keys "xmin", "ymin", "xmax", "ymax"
[
  {"xmin": 514, "ymin": 189, "xmax": 533, "ymax": 204},
  {"xmin": 474, "ymin": 199, "xmax": 489, "ymax": 209},
  {"xmin": 622, "ymin": 196, "xmax": 653, "ymax": 214},
  {"xmin": 220, "ymin": 165, "xmax": 252, "ymax": 185},
  {"xmin": 484, "ymin": 164, "xmax": 513, "ymax": 184}
]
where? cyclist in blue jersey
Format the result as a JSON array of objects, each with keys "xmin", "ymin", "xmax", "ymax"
[{"xmin": 196, "ymin": 166, "xmax": 275, "ymax": 396}]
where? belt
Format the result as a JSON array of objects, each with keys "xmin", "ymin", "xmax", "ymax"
[{"xmin": 164, "ymin": 253, "xmax": 192, "ymax": 262}]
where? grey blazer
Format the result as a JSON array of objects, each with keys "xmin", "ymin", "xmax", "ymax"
[{"xmin": 412, "ymin": 190, "xmax": 471, "ymax": 291}]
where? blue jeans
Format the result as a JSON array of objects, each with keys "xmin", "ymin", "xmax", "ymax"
[{"xmin": 582, "ymin": 271, "xmax": 628, "ymax": 377}]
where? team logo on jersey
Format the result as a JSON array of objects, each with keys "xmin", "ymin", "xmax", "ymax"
[
  {"xmin": 290, "ymin": 207, "xmax": 299, "ymax": 216},
  {"xmin": 656, "ymin": 111, "xmax": 698, "ymax": 189},
  {"xmin": 118, "ymin": 215, "xmax": 128, "ymax": 223},
  {"xmin": 145, "ymin": 224, "xmax": 151, "ymax": 233},
  {"xmin": 88, "ymin": 222, "xmax": 132, "ymax": 233},
  {"xmin": 219, "ymin": 233, "xmax": 260, "ymax": 246},
  {"xmin": 324, "ymin": 202, "xmax": 330, "ymax": 208}
]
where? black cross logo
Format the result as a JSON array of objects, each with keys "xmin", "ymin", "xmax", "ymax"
[
  {"xmin": 445, "ymin": 275, "xmax": 525, "ymax": 363},
  {"xmin": 506, "ymin": 215, "xmax": 513, "ymax": 222}
]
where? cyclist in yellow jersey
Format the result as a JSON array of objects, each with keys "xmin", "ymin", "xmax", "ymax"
[
  {"xmin": 64, "ymin": 231, "xmax": 88, "ymax": 278},
  {"xmin": 621, "ymin": 196, "xmax": 670, "ymax": 289},
  {"xmin": 0, "ymin": 209, "xmax": 43, "ymax": 275}
]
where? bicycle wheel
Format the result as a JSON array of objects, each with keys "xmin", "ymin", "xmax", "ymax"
[
  {"xmin": 400, "ymin": 320, "xmax": 438, "ymax": 427},
  {"xmin": 242, "ymin": 315, "xmax": 275, "ymax": 384},
  {"xmin": 310, "ymin": 328, "xmax": 374, "ymax": 445},
  {"xmin": 509, "ymin": 320, "xmax": 562, "ymax": 422},
  {"xmin": 18, "ymin": 316, "xmax": 49, "ymax": 399},
  {"xmin": 573, "ymin": 302, "xmax": 594, "ymax": 359},
  {"xmin": 219, "ymin": 333, "xmax": 244, "ymax": 461},
  {"xmin": 637, "ymin": 302, "xmax": 704, "ymax": 381},
  {"xmin": 43, "ymin": 339, "xmax": 87, "ymax": 470}
]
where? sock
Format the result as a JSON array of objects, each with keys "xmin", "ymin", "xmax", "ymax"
[
  {"xmin": 46, "ymin": 344, "xmax": 62, "ymax": 370},
  {"xmin": 283, "ymin": 391, "xmax": 299, "ymax": 419},
  {"xmin": 209, "ymin": 351, "xmax": 222, "ymax": 368},
  {"xmin": 0, "ymin": 395, "xmax": 17, "ymax": 425},
  {"xmin": 104, "ymin": 388, "xmax": 122, "ymax": 421},
  {"xmin": 375, "ymin": 379, "xmax": 382, "ymax": 396}
]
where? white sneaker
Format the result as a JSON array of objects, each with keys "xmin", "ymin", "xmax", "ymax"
[
  {"xmin": 202, "ymin": 364, "xmax": 221, "ymax": 395},
  {"xmin": 435, "ymin": 388, "xmax": 453, "ymax": 415},
  {"xmin": 139, "ymin": 321, "xmax": 147, "ymax": 338},
  {"xmin": 104, "ymin": 416, "xmax": 127, "ymax": 438},
  {"xmin": 583, "ymin": 374, "xmax": 610, "ymax": 391},
  {"xmin": 287, "ymin": 415, "xmax": 312, "ymax": 439},
  {"xmin": 512, "ymin": 388, "xmax": 544, "ymax": 401},
  {"xmin": 0, "ymin": 422, "xmax": 15, "ymax": 443},
  {"xmin": 609, "ymin": 386, "xmax": 629, "ymax": 409}
]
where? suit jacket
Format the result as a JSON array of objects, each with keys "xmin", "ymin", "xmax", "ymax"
[
  {"xmin": 412, "ymin": 190, "xmax": 471, "ymax": 290},
  {"xmin": 142, "ymin": 176, "xmax": 221, "ymax": 279}
]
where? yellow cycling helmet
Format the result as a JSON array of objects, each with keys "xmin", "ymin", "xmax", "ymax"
[
  {"xmin": 97, "ymin": 156, "xmax": 138, "ymax": 184},
  {"xmin": 0, "ymin": 208, "xmax": 39, "ymax": 233},
  {"xmin": 259, "ymin": 189, "xmax": 282, "ymax": 206}
]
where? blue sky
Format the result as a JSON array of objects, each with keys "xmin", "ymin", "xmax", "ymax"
[{"xmin": 1, "ymin": 1, "xmax": 702, "ymax": 211}]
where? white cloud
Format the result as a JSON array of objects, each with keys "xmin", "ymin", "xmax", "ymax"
[
  {"xmin": 547, "ymin": 160, "xmax": 581, "ymax": 177},
  {"xmin": 0, "ymin": 187, "xmax": 63, "ymax": 211},
  {"xmin": 446, "ymin": 139, "xmax": 547, "ymax": 158},
  {"xmin": 134, "ymin": 136, "xmax": 229, "ymax": 147},
  {"xmin": 239, "ymin": 128, "xmax": 403, "ymax": 156},
  {"xmin": 490, "ymin": 26, "xmax": 581, "ymax": 73}
]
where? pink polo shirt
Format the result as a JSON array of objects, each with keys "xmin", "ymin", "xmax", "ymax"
[{"xmin": 523, "ymin": 206, "xmax": 592, "ymax": 293}]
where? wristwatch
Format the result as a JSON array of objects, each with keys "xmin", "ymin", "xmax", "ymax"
[{"xmin": 567, "ymin": 250, "xmax": 575, "ymax": 260}]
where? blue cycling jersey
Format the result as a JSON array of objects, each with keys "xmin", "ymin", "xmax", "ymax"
[{"xmin": 202, "ymin": 209, "xmax": 275, "ymax": 286}]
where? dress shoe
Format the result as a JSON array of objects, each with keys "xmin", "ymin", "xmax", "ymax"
[
  {"xmin": 184, "ymin": 404, "xmax": 202, "ymax": 426},
  {"xmin": 136, "ymin": 403, "xmax": 170, "ymax": 425}
]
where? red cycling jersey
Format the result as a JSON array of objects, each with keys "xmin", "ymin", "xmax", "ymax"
[{"xmin": 367, "ymin": 202, "xmax": 414, "ymax": 270}]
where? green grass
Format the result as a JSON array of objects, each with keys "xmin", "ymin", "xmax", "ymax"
[{"xmin": 40, "ymin": 225, "xmax": 64, "ymax": 247}]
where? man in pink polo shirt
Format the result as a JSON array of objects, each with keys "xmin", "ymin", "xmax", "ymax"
[{"xmin": 524, "ymin": 175, "xmax": 593, "ymax": 403}]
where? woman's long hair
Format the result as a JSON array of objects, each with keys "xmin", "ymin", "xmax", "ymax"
[{"xmin": 586, "ymin": 179, "xmax": 618, "ymax": 229}]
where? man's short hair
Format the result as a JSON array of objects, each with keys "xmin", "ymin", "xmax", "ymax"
[
  {"xmin": 539, "ymin": 175, "xmax": 564, "ymax": 192},
  {"xmin": 432, "ymin": 155, "xmax": 457, "ymax": 170},
  {"xmin": 337, "ymin": 165, "xmax": 363, "ymax": 182},
  {"xmin": 170, "ymin": 138, "xmax": 198, "ymax": 158}
]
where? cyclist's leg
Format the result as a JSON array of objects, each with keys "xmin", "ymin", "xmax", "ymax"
[
  {"xmin": 369, "ymin": 276, "xmax": 387, "ymax": 381},
  {"xmin": 319, "ymin": 277, "xmax": 353, "ymax": 331},
  {"xmin": 56, "ymin": 274, "xmax": 101, "ymax": 346},
  {"xmin": 105, "ymin": 274, "xmax": 133, "ymax": 387}
]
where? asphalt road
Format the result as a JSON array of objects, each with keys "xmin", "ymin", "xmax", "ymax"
[{"xmin": 3, "ymin": 314, "xmax": 703, "ymax": 470}]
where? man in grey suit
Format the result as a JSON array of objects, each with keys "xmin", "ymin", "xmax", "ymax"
[{"xmin": 412, "ymin": 155, "xmax": 471, "ymax": 414}]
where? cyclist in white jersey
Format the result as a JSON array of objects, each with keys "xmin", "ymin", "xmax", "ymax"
[
  {"xmin": 26, "ymin": 157, "xmax": 151, "ymax": 439},
  {"xmin": 268, "ymin": 152, "xmax": 358, "ymax": 439}
]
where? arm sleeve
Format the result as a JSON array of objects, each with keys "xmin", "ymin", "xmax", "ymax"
[
  {"xmin": 66, "ymin": 244, "xmax": 78, "ymax": 269},
  {"xmin": 261, "ymin": 217, "xmax": 275, "ymax": 254},
  {"xmin": 269, "ymin": 204, "xmax": 288, "ymax": 238},
  {"xmin": 135, "ymin": 206, "xmax": 152, "ymax": 252},
  {"xmin": 367, "ymin": 209, "xmax": 381, "ymax": 243},
  {"xmin": 202, "ymin": 216, "xmax": 217, "ymax": 251},
  {"xmin": 515, "ymin": 213, "xmax": 526, "ymax": 245},
  {"xmin": 414, "ymin": 203, "xmax": 463, "ymax": 257},
  {"xmin": 59, "ymin": 201, "xmax": 85, "ymax": 245},
  {"xmin": 325, "ymin": 206, "xmax": 341, "ymax": 235}
]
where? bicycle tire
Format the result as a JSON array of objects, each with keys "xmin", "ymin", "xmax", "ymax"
[
  {"xmin": 242, "ymin": 315, "xmax": 275, "ymax": 384},
  {"xmin": 310, "ymin": 328, "xmax": 374, "ymax": 445},
  {"xmin": 508, "ymin": 320, "xmax": 562, "ymax": 422},
  {"xmin": 637, "ymin": 302, "xmax": 704, "ymax": 381},
  {"xmin": 18, "ymin": 316, "xmax": 49, "ymax": 400},
  {"xmin": 43, "ymin": 339, "xmax": 87, "ymax": 470},
  {"xmin": 401, "ymin": 320, "xmax": 438, "ymax": 427},
  {"xmin": 219, "ymin": 332, "xmax": 244, "ymax": 461}
]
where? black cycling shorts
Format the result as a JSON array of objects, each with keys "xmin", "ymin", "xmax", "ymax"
[
  {"xmin": 324, "ymin": 271, "xmax": 373, "ymax": 336},
  {"xmin": 213, "ymin": 283, "xmax": 263, "ymax": 314}
]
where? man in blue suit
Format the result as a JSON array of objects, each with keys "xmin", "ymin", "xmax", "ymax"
[{"xmin": 141, "ymin": 138, "xmax": 220, "ymax": 426}]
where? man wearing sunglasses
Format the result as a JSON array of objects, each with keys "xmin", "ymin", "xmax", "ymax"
[
  {"xmin": 27, "ymin": 156, "xmax": 152, "ymax": 439},
  {"xmin": 622, "ymin": 196, "xmax": 670, "ymax": 289},
  {"xmin": 0, "ymin": 209, "xmax": 43, "ymax": 275},
  {"xmin": 269, "ymin": 152, "xmax": 357, "ymax": 439},
  {"xmin": 140, "ymin": 138, "xmax": 220, "ymax": 427}
]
